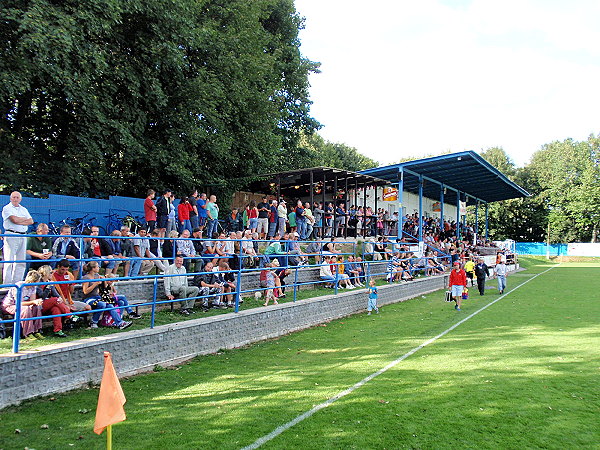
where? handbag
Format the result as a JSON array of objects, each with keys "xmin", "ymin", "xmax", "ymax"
[
  {"xmin": 444, "ymin": 290, "xmax": 453, "ymax": 302},
  {"xmin": 461, "ymin": 288, "xmax": 469, "ymax": 300}
]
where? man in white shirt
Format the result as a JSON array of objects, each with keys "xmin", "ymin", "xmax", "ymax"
[
  {"xmin": 2, "ymin": 191, "xmax": 33, "ymax": 284},
  {"xmin": 164, "ymin": 255, "xmax": 199, "ymax": 315},
  {"xmin": 129, "ymin": 228, "xmax": 155, "ymax": 277}
]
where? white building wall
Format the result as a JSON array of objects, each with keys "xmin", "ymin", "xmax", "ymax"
[{"xmin": 349, "ymin": 187, "xmax": 459, "ymax": 222}]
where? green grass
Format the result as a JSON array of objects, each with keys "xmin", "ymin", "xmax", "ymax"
[{"xmin": 1, "ymin": 257, "xmax": 598, "ymax": 449}]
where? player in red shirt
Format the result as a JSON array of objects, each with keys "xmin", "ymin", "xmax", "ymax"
[{"xmin": 448, "ymin": 261, "xmax": 467, "ymax": 311}]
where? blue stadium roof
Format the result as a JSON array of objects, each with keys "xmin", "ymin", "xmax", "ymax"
[{"xmin": 360, "ymin": 151, "xmax": 529, "ymax": 203}]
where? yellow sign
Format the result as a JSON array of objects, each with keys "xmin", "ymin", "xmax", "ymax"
[{"xmin": 382, "ymin": 187, "xmax": 398, "ymax": 202}]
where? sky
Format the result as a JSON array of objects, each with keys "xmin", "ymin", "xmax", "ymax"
[{"xmin": 294, "ymin": 0, "xmax": 600, "ymax": 167}]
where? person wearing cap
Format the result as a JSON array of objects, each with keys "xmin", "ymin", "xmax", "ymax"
[
  {"xmin": 474, "ymin": 257, "xmax": 490, "ymax": 295},
  {"xmin": 448, "ymin": 261, "xmax": 467, "ymax": 311}
]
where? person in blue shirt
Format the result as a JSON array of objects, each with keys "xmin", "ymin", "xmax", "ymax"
[{"xmin": 367, "ymin": 279, "xmax": 379, "ymax": 315}]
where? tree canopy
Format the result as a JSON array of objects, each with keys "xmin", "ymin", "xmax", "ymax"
[
  {"xmin": 476, "ymin": 137, "xmax": 600, "ymax": 243},
  {"xmin": 1, "ymin": 0, "xmax": 321, "ymax": 197}
]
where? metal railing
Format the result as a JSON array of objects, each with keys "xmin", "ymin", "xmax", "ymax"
[{"xmin": 0, "ymin": 232, "xmax": 451, "ymax": 353}]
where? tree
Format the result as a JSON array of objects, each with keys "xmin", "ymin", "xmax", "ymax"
[
  {"xmin": 297, "ymin": 132, "xmax": 378, "ymax": 172},
  {"xmin": 0, "ymin": 0, "xmax": 320, "ymax": 198},
  {"xmin": 528, "ymin": 135, "xmax": 600, "ymax": 243}
]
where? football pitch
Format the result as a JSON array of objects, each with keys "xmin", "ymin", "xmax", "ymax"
[{"xmin": 1, "ymin": 257, "xmax": 599, "ymax": 449}]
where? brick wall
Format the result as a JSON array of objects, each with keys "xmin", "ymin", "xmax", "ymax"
[{"xmin": 0, "ymin": 274, "xmax": 447, "ymax": 409}]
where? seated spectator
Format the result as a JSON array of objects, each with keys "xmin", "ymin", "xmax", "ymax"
[
  {"xmin": 176, "ymin": 229, "xmax": 196, "ymax": 270},
  {"xmin": 162, "ymin": 230, "xmax": 179, "ymax": 263},
  {"xmin": 52, "ymin": 259, "xmax": 92, "ymax": 315},
  {"xmin": 345, "ymin": 255, "xmax": 364, "ymax": 287},
  {"xmin": 286, "ymin": 233, "xmax": 308, "ymax": 266},
  {"xmin": 164, "ymin": 255, "xmax": 199, "ymax": 316},
  {"xmin": 120, "ymin": 225, "xmax": 134, "ymax": 277},
  {"xmin": 355, "ymin": 256, "xmax": 366, "ymax": 284},
  {"xmin": 216, "ymin": 260, "xmax": 236, "ymax": 307},
  {"xmin": 426, "ymin": 257, "xmax": 445, "ymax": 276},
  {"xmin": 263, "ymin": 234, "xmax": 288, "ymax": 267},
  {"xmin": 335, "ymin": 256, "xmax": 355, "ymax": 288},
  {"xmin": 374, "ymin": 236, "xmax": 388, "ymax": 261},
  {"xmin": 304, "ymin": 240, "xmax": 321, "ymax": 264},
  {"xmin": 81, "ymin": 261, "xmax": 132, "ymax": 330},
  {"xmin": 148, "ymin": 228, "xmax": 168, "ymax": 274},
  {"xmin": 129, "ymin": 228, "xmax": 155, "ymax": 277},
  {"xmin": 99, "ymin": 230, "xmax": 123, "ymax": 277},
  {"xmin": 52, "ymin": 225, "xmax": 80, "ymax": 270},
  {"xmin": 239, "ymin": 229, "xmax": 258, "ymax": 268},
  {"xmin": 193, "ymin": 261, "xmax": 225, "ymax": 309},
  {"xmin": 190, "ymin": 227, "xmax": 205, "ymax": 272},
  {"xmin": 99, "ymin": 279, "xmax": 142, "ymax": 319},
  {"xmin": 214, "ymin": 232, "xmax": 230, "ymax": 263},
  {"xmin": 399, "ymin": 255, "xmax": 415, "ymax": 281},
  {"xmin": 1, "ymin": 270, "xmax": 43, "ymax": 338},
  {"xmin": 224, "ymin": 231, "xmax": 236, "ymax": 255},
  {"xmin": 321, "ymin": 238, "xmax": 340, "ymax": 255},
  {"xmin": 387, "ymin": 252, "xmax": 403, "ymax": 282},
  {"xmin": 37, "ymin": 265, "xmax": 72, "ymax": 337},
  {"xmin": 26, "ymin": 223, "xmax": 53, "ymax": 270},
  {"xmin": 319, "ymin": 255, "xmax": 337, "ymax": 288}
]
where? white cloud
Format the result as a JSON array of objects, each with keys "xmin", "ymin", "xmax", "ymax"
[{"xmin": 295, "ymin": 0, "xmax": 600, "ymax": 167}]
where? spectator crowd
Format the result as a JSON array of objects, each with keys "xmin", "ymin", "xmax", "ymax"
[{"xmin": 2, "ymin": 190, "xmax": 504, "ymax": 336}]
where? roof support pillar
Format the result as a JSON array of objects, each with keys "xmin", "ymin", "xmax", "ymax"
[
  {"xmin": 456, "ymin": 190, "xmax": 461, "ymax": 240},
  {"xmin": 397, "ymin": 168, "xmax": 404, "ymax": 240},
  {"xmin": 418, "ymin": 174, "xmax": 423, "ymax": 245},
  {"xmin": 309, "ymin": 170, "xmax": 314, "ymax": 210},
  {"xmin": 334, "ymin": 175, "xmax": 338, "ymax": 237},
  {"xmin": 362, "ymin": 182, "xmax": 367, "ymax": 238},
  {"xmin": 344, "ymin": 176, "xmax": 349, "ymax": 238},
  {"xmin": 485, "ymin": 202, "xmax": 489, "ymax": 240},
  {"xmin": 440, "ymin": 184, "xmax": 445, "ymax": 236},
  {"xmin": 475, "ymin": 200, "xmax": 479, "ymax": 245},
  {"xmin": 374, "ymin": 182, "xmax": 378, "ymax": 237}
]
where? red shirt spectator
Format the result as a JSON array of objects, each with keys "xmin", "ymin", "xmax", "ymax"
[
  {"xmin": 178, "ymin": 201, "xmax": 193, "ymax": 221},
  {"xmin": 144, "ymin": 192, "xmax": 157, "ymax": 222}
]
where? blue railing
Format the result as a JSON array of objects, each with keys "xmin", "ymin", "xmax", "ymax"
[{"xmin": 0, "ymin": 232, "xmax": 451, "ymax": 353}]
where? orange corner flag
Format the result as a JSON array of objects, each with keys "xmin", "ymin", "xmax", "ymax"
[{"xmin": 94, "ymin": 352, "xmax": 127, "ymax": 435}]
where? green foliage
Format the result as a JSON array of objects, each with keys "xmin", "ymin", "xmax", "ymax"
[
  {"xmin": 475, "ymin": 141, "xmax": 600, "ymax": 243},
  {"xmin": 0, "ymin": 0, "xmax": 320, "ymax": 198},
  {"xmin": 297, "ymin": 132, "xmax": 378, "ymax": 172}
]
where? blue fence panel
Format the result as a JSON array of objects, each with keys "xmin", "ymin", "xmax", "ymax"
[{"xmin": 515, "ymin": 242, "xmax": 567, "ymax": 256}]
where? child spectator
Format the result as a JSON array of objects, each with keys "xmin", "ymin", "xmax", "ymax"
[
  {"xmin": 367, "ymin": 279, "xmax": 379, "ymax": 315},
  {"xmin": 263, "ymin": 263, "xmax": 278, "ymax": 306}
]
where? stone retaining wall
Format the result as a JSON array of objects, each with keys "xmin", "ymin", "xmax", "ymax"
[{"xmin": 0, "ymin": 274, "xmax": 447, "ymax": 409}]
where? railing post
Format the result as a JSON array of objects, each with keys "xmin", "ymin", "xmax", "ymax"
[
  {"xmin": 12, "ymin": 286, "xmax": 23, "ymax": 354},
  {"xmin": 334, "ymin": 260, "xmax": 339, "ymax": 295},
  {"xmin": 234, "ymin": 240, "xmax": 243, "ymax": 313},
  {"xmin": 78, "ymin": 236, "xmax": 84, "ymax": 279},
  {"xmin": 293, "ymin": 266, "xmax": 298, "ymax": 302},
  {"xmin": 151, "ymin": 276, "xmax": 158, "ymax": 328}
]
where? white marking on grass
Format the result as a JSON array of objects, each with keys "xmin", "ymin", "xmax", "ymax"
[{"xmin": 242, "ymin": 264, "xmax": 559, "ymax": 450}]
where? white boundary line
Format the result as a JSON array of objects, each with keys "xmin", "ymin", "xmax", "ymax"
[{"xmin": 242, "ymin": 264, "xmax": 559, "ymax": 450}]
